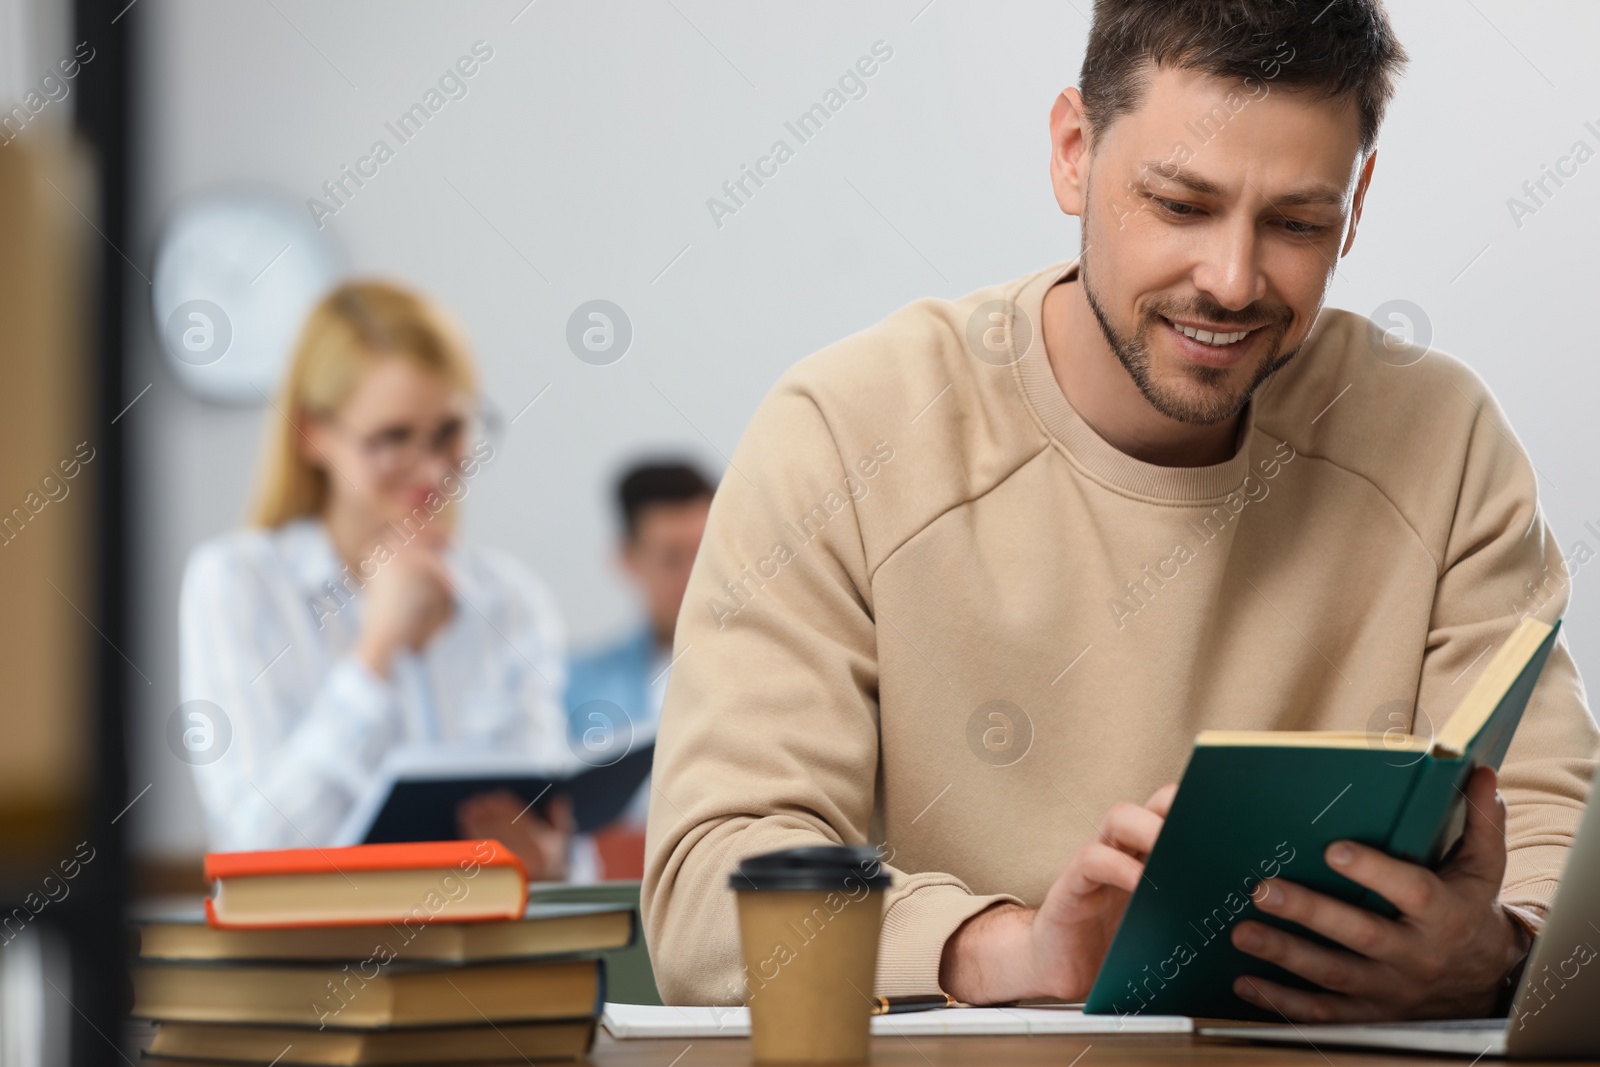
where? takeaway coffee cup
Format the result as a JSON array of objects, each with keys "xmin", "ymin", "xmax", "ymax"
[{"xmin": 730, "ymin": 845, "xmax": 892, "ymax": 1063}]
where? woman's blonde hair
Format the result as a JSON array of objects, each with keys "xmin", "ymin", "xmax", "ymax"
[{"xmin": 251, "ymin": 279, "xmax": 478, "ymax": 527}]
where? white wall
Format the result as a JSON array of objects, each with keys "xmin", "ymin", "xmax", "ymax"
[
  {"xmin": 125, "ymin": 0, "xmax": 1600, "ymax": 856},
  {"xmin": 0, "ymin": 0, "xmax": 72, "ymax": 129}
]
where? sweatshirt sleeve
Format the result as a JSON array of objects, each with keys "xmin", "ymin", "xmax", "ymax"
[
  {"xmin": 640, "ymin": 376, "xmax": 1021, "ymax": 1005},
  {"xmin": 1414, "ymin": 384, "xmax": 1599, "ymax": 915}
]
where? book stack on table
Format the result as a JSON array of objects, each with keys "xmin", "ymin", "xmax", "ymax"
[{"xmin": 130, "ymin": 840, "xmax": 633, "ymax": 1065}]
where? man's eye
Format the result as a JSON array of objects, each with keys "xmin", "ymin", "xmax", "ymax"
[
  {"xmin": 1279, "ymin": 218, "xmax": 1327, "ymax": 237},
  {"xmin": 1152, "ymin": 197, "xmax": 1197, "ymax": 218}
]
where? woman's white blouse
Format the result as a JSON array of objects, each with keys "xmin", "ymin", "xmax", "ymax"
[{"xmin": 178, "ymin": 517, "xmax": 574, "ymax": 853}]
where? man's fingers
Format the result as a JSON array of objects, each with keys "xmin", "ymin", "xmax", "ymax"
[
  {"xmin": 1322, "ymin": 768, "xmax": 1507, "ymax": 917},
  {"xmin": 1098, "ymin": 800, "xmax": 1164, "ymax": 859},
  {"xmin": 1145, "ymin": 780, "xmax": 1184, "ymax": 825},
  {"xmin": 1068, "ymin": 841, "xmax": 1145, "ymax": 895},
  {"xmin": 1321, "ymin": 838, "xmax": 1442, "ymax": 918},
  {"xmin": 1144, "ymin": 783, "xmax": 1178, "ymax": 818},
  {"xmin": 1251, "ymin": 877, "xmax": 1409, "ymax": 964},
  {"xmin": 1443, "ymin": 766, "xmax": 1509, "ymax": 886},
  {"xmin": 1231, "ymin": 918, "xmax": 1382, "ymax": 997},
  {"xmin": 1232, "ymin": 975, "xmax": 1378, "ymax": 1024}
]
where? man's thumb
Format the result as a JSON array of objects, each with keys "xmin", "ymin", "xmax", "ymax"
[{"xmin": 1449, "ymin": 765, "xmax": 1507, "ymax": 883}]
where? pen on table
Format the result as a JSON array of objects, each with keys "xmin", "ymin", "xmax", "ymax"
[{"xmin": 870, "ymin": 994, "xmax": 955, "ymax": 1016}]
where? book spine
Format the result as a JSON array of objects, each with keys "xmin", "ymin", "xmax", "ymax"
[
  {"xmin": 1384, "ymin": 755, "xmax": 1472, "ymax": 869},
  {"xmin": 1379, "ymin": 622, "xmax": 1561, "ymax": 895}
]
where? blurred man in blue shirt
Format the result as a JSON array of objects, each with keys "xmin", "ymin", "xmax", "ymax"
[{"xmin": 566, "ymin": 461, "xmax": 713, "ymax": 876}]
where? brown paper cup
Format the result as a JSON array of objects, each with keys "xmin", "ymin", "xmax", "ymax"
[{"xmin": 730, "ymin": 846, "xmax": 891, "ymax": 1064}]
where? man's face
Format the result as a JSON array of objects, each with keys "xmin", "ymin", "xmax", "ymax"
[
  {"xmin": 622, "ymin": 497, "xmax": 711, "ymax": 640},
  {"xmin": 1069, "ymin": 66, "xmax": 1368, "ymax": 425}
]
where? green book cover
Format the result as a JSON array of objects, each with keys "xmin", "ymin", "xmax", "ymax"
[{"xmin": 1083, "ymin": 617, "xmax": 1560, "ymax": 1021}]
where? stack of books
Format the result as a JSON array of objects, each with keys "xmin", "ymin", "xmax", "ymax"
[{"xmin": 130, "ymin": 840, "xmax": 633, "ymax": 1065}]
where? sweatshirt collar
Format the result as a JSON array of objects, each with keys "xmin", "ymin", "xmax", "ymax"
[{"xmin": 1012, "ymin": 259, "xmax": 1258, "ymax": 503}]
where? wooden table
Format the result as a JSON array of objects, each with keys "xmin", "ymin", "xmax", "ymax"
[
  {"xmin": 583, "ymin": 1028, "xmax": 1596, "ymax": 1065},
  {"xmin": 127, "ymin": 1020, "xmax": 1599, "ymax": 1064}
]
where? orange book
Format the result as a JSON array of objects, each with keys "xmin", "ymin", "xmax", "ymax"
[{"xmin": 203, "ymin": 839, "xmax": 527, "ymax": 930}]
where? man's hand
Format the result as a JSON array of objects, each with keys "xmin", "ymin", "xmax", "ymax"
[
  {"xmin": 1231, "ymin": 765, "xmax": 1535, "ymax": 1021},
  {"xmin": 940, "ymin": 784, "xmax": 1177, "ymax": 1004}
]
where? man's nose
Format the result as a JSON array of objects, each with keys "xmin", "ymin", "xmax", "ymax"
[{"xmin": 1193, "ymin": 218, "xmax": 1266, "ymax": 312}]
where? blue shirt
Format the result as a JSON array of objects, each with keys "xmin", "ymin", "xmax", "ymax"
[{"xmin": 565, "ymin": 623, "xmax": 671, "ymax": 828}]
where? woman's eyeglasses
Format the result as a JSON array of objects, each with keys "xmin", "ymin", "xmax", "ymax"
[{"xmin": 326, "ymin": 403, "xmax": 504, "ymax": 475}]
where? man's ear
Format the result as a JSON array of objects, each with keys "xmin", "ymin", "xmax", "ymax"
[
  {"xmin": 616, "ymin": 538, "xmax": 641, "ymax": 580},
  {"xmin": 1341, "ymin": 148, "xmax": 1377, "ymax": 258},
  {"xmin": 1049, "ymin": 87, "xmax": 1092, "ymax": 218}
]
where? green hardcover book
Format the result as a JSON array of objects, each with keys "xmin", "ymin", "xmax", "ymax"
[{"xmin": 1084, "ymin": 616, "xmax": 1561, "ymax": 1022}]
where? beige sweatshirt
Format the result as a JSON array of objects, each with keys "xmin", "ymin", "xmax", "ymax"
[{"xmin": 641, "ymin": 258, "xmax": 1599, "ymax": 1004}]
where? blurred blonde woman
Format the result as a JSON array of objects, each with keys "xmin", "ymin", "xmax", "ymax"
[{"xmin": 179, "ymin": 280, "xmax": 580, "ymax": 879}]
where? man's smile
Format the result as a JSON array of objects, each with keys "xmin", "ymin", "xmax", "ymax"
[{"xmin": 1159, "ymin": 314, "xmax": 1266, "ymax": 368}]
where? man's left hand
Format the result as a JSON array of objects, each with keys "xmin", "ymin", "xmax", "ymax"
[{"xmin": 1230, "ymin": 765, "xmax": 1536, "ymax": 1021}]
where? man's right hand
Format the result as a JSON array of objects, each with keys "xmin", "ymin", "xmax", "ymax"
[{"xmin": 938, "ymin": 783, "xmax": 1176, "ymax": 1004}]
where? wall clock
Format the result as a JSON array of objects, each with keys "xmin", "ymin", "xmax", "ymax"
[{"xmin": 151, "ymin": 190, "xmax": 340, "ymax": 404}]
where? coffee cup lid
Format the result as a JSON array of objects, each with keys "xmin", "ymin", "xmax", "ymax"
[{"xmin": 729, "ymin": 844, "xmax": 892, "ymax": 892}]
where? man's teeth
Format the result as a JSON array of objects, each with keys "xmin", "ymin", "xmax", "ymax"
[{"xmin": 1166, "ymin": 318, "xmax": 1251, "ymax": 346}]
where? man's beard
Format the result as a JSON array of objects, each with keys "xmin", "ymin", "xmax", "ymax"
[{"xmin": 1077, "ymin": 199, "xmax": 1301, "ymax": 427}]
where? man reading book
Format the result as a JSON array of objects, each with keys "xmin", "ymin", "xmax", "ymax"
[{"xmin": 641, "ymin": 0, "xmax": 1600, "ymax": 1021}]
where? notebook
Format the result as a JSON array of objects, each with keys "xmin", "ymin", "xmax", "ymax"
[
  {"xmin": 599, "ymin": 1002, "xmax": 1191, "ymax": 1038},
  {"xmin": 331, "ymin": 743, "xmax": 657, "ymax": 845}
]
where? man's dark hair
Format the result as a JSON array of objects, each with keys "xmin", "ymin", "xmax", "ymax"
[
  {"xmin": 616, "ymin": 460, "xmax": 715, "ymax": 540},
  {"xmin": 1079, "ymin": 0, "xmax": 1409, "ymax": 156}
]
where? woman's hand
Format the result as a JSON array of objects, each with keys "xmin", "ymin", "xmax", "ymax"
[
  {"xmin": 356, "ymin": 543, "xmax": 455, "ymax": 676},
  {"xmin": 457, "ymin": 790, "xmax": 576, "ymax": 882}
]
